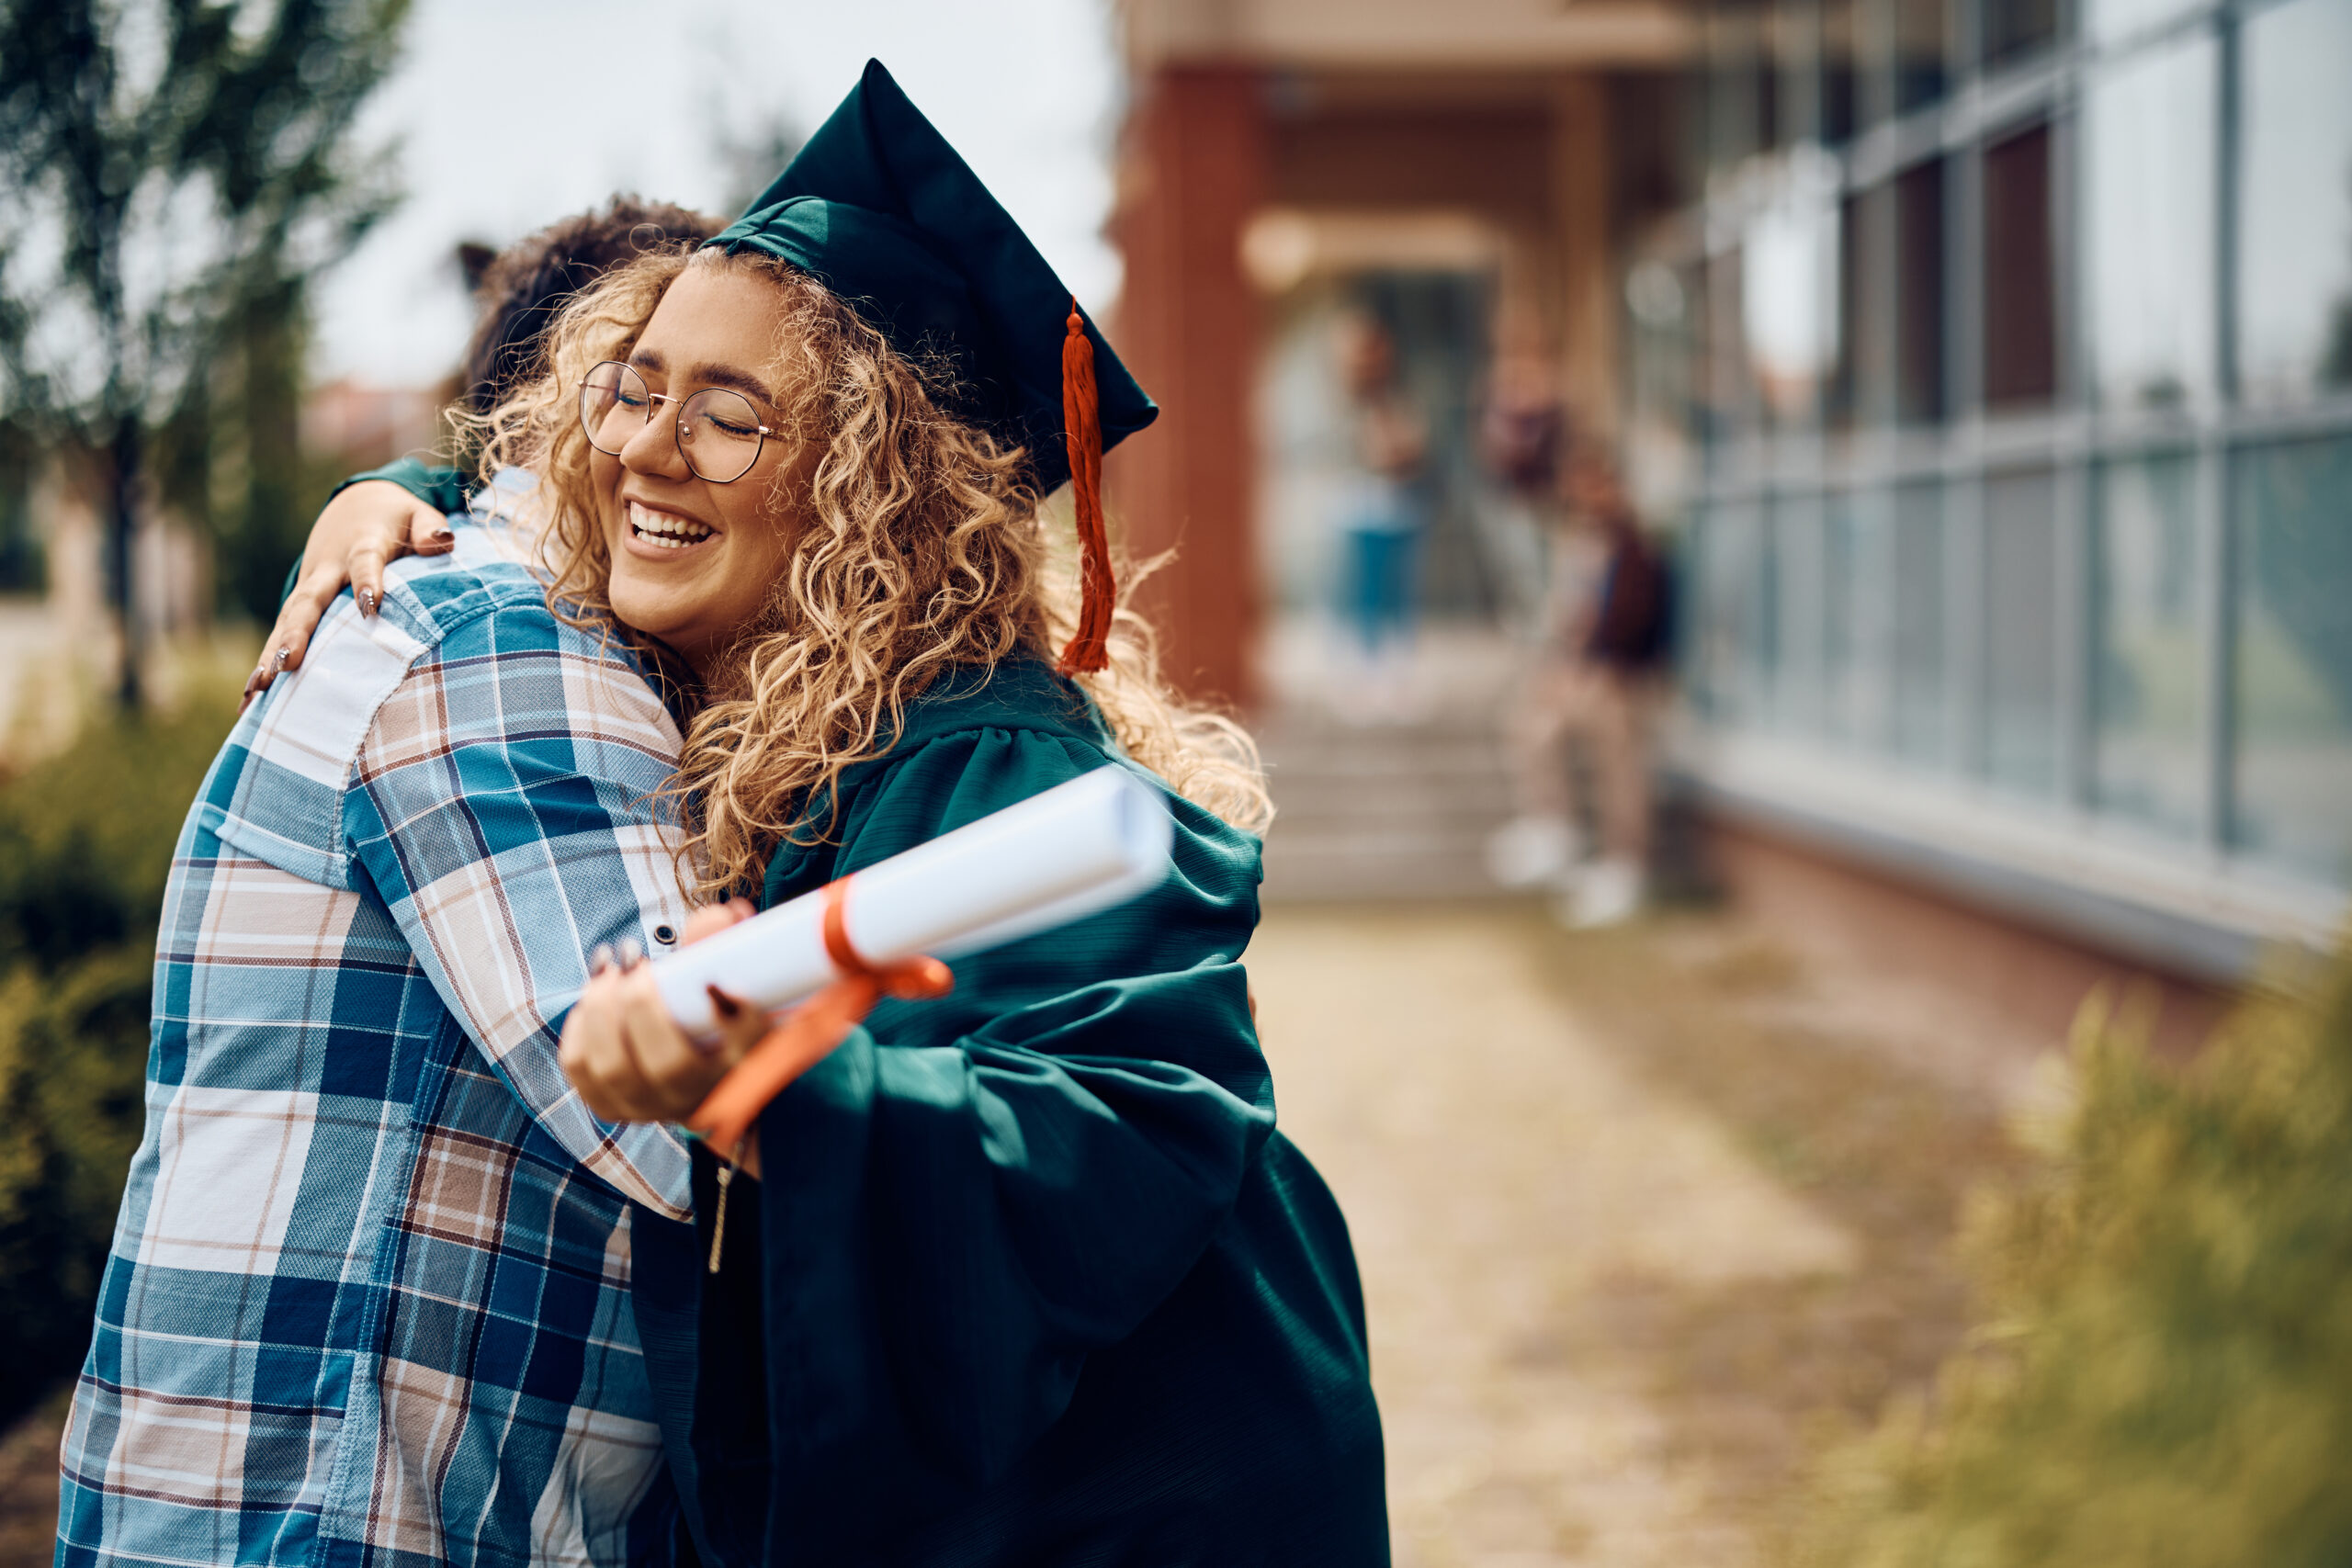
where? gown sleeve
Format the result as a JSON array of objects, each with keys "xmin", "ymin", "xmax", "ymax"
[
  {"xmin": 661, "ymin": 724, "xmax": 1273, "ymax": 1561},
  {"xmin": 280, "ymin": 461, "xmax": 473, "ymax": 609},
  {"xmin": 331, "ymin": 456, "xmax": 469, "ymax": 515}
]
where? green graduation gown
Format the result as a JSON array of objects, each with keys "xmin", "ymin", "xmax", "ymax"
[{"xmin": 628, "ymin": 658, "xmax": 1387, "ymax": 1567}]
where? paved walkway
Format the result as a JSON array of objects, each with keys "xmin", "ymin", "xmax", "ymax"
[{"xmin": 1251, "ymin": 904, "xmax": 2027, "ymax": 1568}]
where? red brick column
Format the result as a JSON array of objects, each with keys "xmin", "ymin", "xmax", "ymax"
[{"xmin": 1108, "ymin": 65, "xmax": 1267, "ymax": 711}]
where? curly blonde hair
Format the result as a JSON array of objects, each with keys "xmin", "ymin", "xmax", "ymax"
[{"xmin": 469, "ymin": 246, "xmax": 1271, "ymax": 899}]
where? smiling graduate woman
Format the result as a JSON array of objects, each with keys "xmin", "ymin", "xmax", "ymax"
[{"xmin": 220, "ymin": 62, "xmax": 1386, "ymax": 1568}]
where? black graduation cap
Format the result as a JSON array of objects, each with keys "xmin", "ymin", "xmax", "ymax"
[{"xmin": 706, "ymin": 61, "xmax": 1152, "ymax": 671}]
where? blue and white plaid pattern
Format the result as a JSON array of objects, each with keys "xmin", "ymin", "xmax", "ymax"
[{"xmin": 59, "ymin": 525, "xmax": 695, "ymax": 1568}]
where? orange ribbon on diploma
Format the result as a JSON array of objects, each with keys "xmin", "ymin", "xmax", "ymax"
[
  {"xmin": 651, "ymin": 767, "xmax": 1170, "ymax": 1272},
  {"xmin": 684, "ymin": 874, "xmax": 953, "ymax": 1156}
]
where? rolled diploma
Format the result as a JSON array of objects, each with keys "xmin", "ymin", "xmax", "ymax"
[{"xmin": 650, "ymin": 765, "xmax": 1175, "ymax": 1040}]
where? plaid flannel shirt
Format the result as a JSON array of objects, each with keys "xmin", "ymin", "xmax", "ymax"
[{"xmin": 59, "ymin": 521, "xmax": 695, "ymax": 1568}]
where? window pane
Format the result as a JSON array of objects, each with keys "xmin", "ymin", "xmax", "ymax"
[
  {"xmin": 1776, "ymin": 494, "xmax": 1826, "ymax": 729},
  {"xmin": 1830, "ymin": 191, "xmax": 1862, "ymax": 426},
  {"xmin": 1694, "ymin": 502, "xmax": 1774, "ymax": 723},
  {"xmin": 1896, "ymin": 161, "xmax": 1947, "ymax": 423},
  {"xmin": 1710, "ymin": 1, "xmax": 1771, "ymax": 168},
  {"xmin": 1744, "ymin": 150, "xmax": 1844, "ymax": 428},
  {"xmin": 1770, "ymin": 0, "xmax": 1815, "ymax": 147},
  {"xmin": 1823, "ymin": 491, "xmax": 1862, "ymax": 736},
  {"xmin": 1823, "ymin": 0, "xmax": 1860, "ymax": 143},
  {"xmin": 1835, "ymin": 184, "xmax": 1893, "ymax": 426},
  {"xmin": 1893, "ymin": 480, "xmax": 1947, "ymax": 761},
  {"xmin": 1984, "ymin": 125, "xmax": 2057, "ymax": 408},
  {"xmin": 1687, "ymin": 508, "xmax": 1723, "ymax": 715},
  {"xmin": 1751, "ymin": 502, "xmax": 1783, "ymax": 717},
  {"xmin": 1985, "ymin": 468, "xmax": 2061, "ymax": 793},
  {"xmin": 2086, "ymin": 0, "xmax": 2205, "ymax": 43},
  {"xmin": 1707, "ymin": 248, "xmax": 1755, "ymax": 437},
  {"xmin": 1983, "ymin": 0, "xmax": 2059, "ymax": 65},
  {"xmin": 2085, "ymin": 39, "xmax": 2216, "ymax": 411},
  {"xmin": 2094, "ymin": 454, "xmax": 2202, "ymax": 836},
  {"xmin": 2233, "ymin": 436, "xmax": 2352, "ymax": 886},
  {"xmin": 2236, "ymin": 0, "xmax": 2352, "ymax": 405},
  {"xmin": 1894, "ymin": 0, "xmax": 1951, "ymax": 112}
]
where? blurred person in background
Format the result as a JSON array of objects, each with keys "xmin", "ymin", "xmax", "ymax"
[
  {"xmin": 1476, "ymin": 316, "xmax": 1567, "ymax": 632},
  {"xmin": 1486, "ymin": 447, "xmax": 1672, "ymax": 927},
  {"xmin": 191, "ymin": 60, "xmax": 1385, "ymax": 1568},
  {"xmin": 1331, "ymin": 310, "xmax": 1429, "ymax": 721}
]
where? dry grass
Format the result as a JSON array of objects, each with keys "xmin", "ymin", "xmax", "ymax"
[
  {"xmin": 0, "ymin": 1390, "xmax": 64, "ymax": 1567},
  {"xmin": 1518, "ymin": 913, "xmax": 2030, "ymax": 1557}
]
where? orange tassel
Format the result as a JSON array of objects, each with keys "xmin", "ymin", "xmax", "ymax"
[{"xmin": 1057, "ymin": 299, "xmax": 1114, "ymax": 676}]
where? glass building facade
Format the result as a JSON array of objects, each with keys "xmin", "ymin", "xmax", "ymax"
[{"xmin": 1634, "ymin": 0, "xmax": 2352, "ymax": 931}]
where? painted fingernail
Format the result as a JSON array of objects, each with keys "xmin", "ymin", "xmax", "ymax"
[
  {"xmin": 431, "ymin": 527, "xmax": 455, "ymax": 543},
  {"xmin": 272, "ymin": 647, "xmax": 288, "ymax": 671},
  {"xmin": 706, "ymin": 985, "xmax": 741, "ymax": 1020},
  {"xmin": 358, "ymin": 589, "xmax": 377, "ymax": 615},
  {"xmin": 589, "ymin": 943, "xmax": 615, "ymax": 976},
  {"xmin": 616, "ymin": 936, "xmax": 644, "ymax": 972}
]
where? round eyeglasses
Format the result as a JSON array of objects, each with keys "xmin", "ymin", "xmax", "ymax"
[{"xmin": 579, "ymin": 360, "xmax": 778, "ymax": 484}]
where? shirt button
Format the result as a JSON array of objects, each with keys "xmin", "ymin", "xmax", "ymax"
[{"xmin": 653, "ymin": 924, "xmax": 677, "ymax": 945}]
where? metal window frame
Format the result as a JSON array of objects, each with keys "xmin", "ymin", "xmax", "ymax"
[{"xmin": 1671, "ymin": 0, "xmax": 2352, "ymax": 946}]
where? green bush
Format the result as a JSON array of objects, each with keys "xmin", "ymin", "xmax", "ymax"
[
  {"xmin": 0, "ymin": 688, "xmax": 232, "ymax": 966},
  {"xmin": 1793, "ymin": 953, "xmax": 2352, "ymax": 1568},
  {"xmin": 0, "ymin": 687, "xmax": 237, "ymax": 1427}
]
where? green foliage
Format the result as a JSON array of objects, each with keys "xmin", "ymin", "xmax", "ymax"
[
  {"xmin": 195, "ymin": 284, "xmax": 332, "ymax": 626},
  {"xmin": 0, "ymin": 684, "xmax": 237, "ymax": 1426},
  {"xmin": 1792, "ymin": 956, "xmax": 2352, "ymax": 1568},
  {"xmin": 0, "ymin": 953, "xmax": 157, "ymax": 1420},
  {"xmin": 0, "ymin": 0, "xmax": 410, "ymax": 428},
  {"xmin": 0, "ymin": 0, "xmax": 410, "ymax": 699},
  {"xmin": 0, "ymin": 690, "xmax": 229, "ymax": 965}
]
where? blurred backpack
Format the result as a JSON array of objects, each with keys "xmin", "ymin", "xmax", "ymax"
[{"xmin": 1587, "ymin": 532, "xmax": 1673, "ymax": 671}]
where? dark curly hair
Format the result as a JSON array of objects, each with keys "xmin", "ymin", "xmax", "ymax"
[{"xmin": 456, "ymin": 196, "xmax": 723, "ymax": 418}]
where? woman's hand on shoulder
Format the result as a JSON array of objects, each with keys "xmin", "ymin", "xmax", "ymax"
[
  {"xmin": 242, "ymin": 481, "xmax": 457, "ymax": 713},
  {"xmin": 560, "ymin": 899, "xmax": 770, "ymax": 1145}
]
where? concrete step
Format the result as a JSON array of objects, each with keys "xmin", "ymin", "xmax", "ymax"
[
  {"xmin": 1264, "ymin": 739, "xmax": 1510, "ymax": 777},
  {"xmin": 1264, "ymin": 721, "xmax": 1507, "ymax": 746},
  {"xmin": 1261, "ymin": 829, "xmax": 1509, "ymax": 901},
  {"xmin": 1269, "ymin": 779, "xmax": 1518, "ymax": 827},
  {"xmin": 1265, "ymin": 729, "xmax": 1515, "ymax": 805},
  {"xmin": 1260, "ymin": 717, "xmax": 1508, "ymax": 752},
  {"xmin": 1265, "ymin": 748, "xmax": 1510, "ymax": 784},
  {"xmin": 1251, "ymin": 682, "xmax": 1522, "ymax": 901}
]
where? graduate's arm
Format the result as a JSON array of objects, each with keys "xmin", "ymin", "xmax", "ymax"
[
  {"xmin": 754, "ymin": 727, "xmax": 1274, "ymax": 1488},
  {"xmin": 795, "ymin": 979, "xmax": 1271, "ymax": 1476},
  {"xmin": 339, "ymin": 601, "xmax": 696, "ymax": 1218},
  {"xmin": 244, "ymin": 459, "xmax": 465, "ymax": 709}
]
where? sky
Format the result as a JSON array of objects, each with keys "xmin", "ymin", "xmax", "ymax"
[{"xmin": 311, "ymin": 0, "xmax": 1124, "ymax": 386}]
